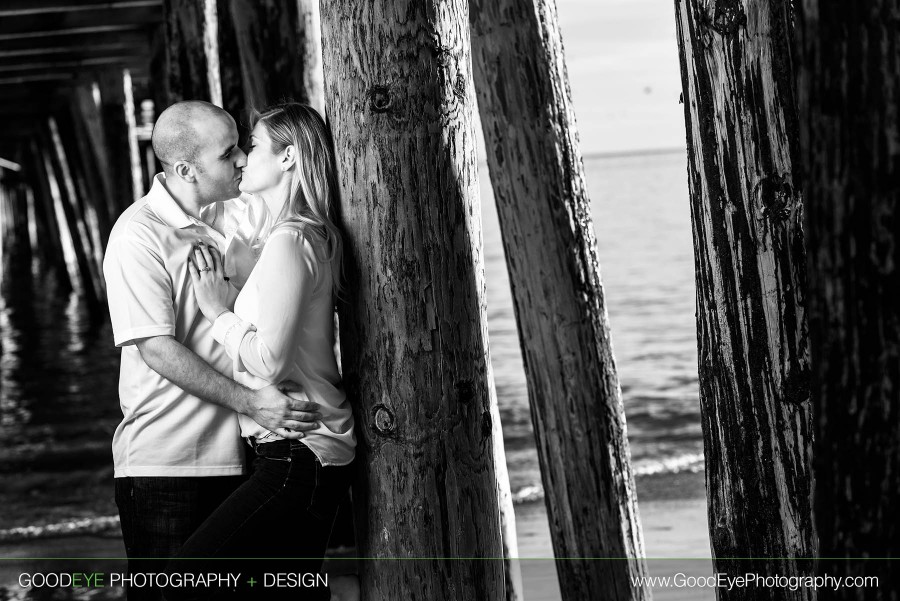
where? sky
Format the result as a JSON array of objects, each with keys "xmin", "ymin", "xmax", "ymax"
[{"xmin": 548, "ymin": 0, "xmax": 687, "ymax": 154}]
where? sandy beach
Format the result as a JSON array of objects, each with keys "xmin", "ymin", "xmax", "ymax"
[
  {"xmin": 514, "ymin": 479, "xmax": 715, "ymax": 601},
  {"xmin": 0, "ymin": 474, "xmax": 713, "ymax": 600}
]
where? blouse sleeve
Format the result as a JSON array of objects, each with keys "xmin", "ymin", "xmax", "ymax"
[{"xmin": 211, "ymin": 230, "xmax": 318, "ymax": 383}]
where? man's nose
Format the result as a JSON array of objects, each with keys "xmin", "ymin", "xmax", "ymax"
[{"xmin": 234, "ymin": 147, "xmax": 247, "ymax": 167}]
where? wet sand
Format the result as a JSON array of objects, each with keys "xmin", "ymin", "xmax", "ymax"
[{"xmin": 0, "ymin": 491, "xmax": 713, "ymax": 600}]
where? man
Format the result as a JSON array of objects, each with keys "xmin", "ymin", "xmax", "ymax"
[{"xmin": 102, "ymin": 101, "xmax": 318, "ymax": 600}]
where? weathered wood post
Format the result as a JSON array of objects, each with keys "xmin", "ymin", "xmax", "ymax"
[
  {"xmin": 320, "ymin": 1, "xmax": 506, "ymax": 599},
  {"xmin": 216, "ymin": 0, "xmax": 324, "ymax": 116},
  {"xmin": 673, "ymin": 1, "xmax": 815, "ymax": 596},
  {"xmin": 33, "ymin": 139, "xmax": 82, "ymax": 295},
  {"xmin": 23, "ymin": 143, "xmax": 68, "ymax": 283},
  {"xmin": 0, "ymin": 177, "xmax": 27, "ymax": 283},
  {"xmin": 71, "ymin": 84, "xmax": 115, "ymax": 245},
  {"xmin": 795, "ymin": 1, "xmax": 900, "ymax": 596},
  {"xmin": 160, "ymin": 0, "xmax": 322, "ymax": 142},
  {"xmin": 0, "ymin": 181, "xmax": 11, "ymax": 281},
  {"xmin": 47, "ymin": 117, "xmax": 105, "ymax": 303},
  {"xmin": 24, "ymin": 185, "xmax": 39, "ymax": 257},
  {"xmin": 58, "ymin": 108, "xmax": 108, "ymax": 268},
  {"xmin": 98, "ymin": 69, "xmax": 142, "ymax": 211},
  {"xmin": 162, "ymin": 0, "xmax": 222, "ymax": 106},
  {"xmin": 469, "ymin": 2, "xmax": 649, "ymax": 599},
  {"xmin": 298, "ymin": 0, "xmax": 325, "ymax": 116}
]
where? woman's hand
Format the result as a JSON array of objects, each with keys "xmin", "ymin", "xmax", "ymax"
[{"xmin": 188, "ymin": 242, "xmax": 232, "ymax": 324}]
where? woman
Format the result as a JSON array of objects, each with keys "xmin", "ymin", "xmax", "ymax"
[{"xmin": 171, "ymin": 103, "xmax": 355, "ymax": 600}]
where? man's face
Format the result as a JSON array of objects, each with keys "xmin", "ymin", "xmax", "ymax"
[{"xmin": 191, "ymin": 115, "xmax": 247, "ymax": 205}]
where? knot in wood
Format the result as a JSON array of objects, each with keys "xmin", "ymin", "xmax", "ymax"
[
  {"xmin": 756, "ymin": 173, "xmax": 795, "ymax": 223},
  {"xmin": 481, "ymin": 411, "xmax": 492, "ymax": 439},
  {"xmin": 368, "ymin": 85, "xmax": 393, "ymax": 113},
  {"xmin": 455, "ymin": 380, "xmax": 475, "ymax": 405},
  {"xmin": 433, "ymin": 45, "xmax": 453, "ymax": 67},
  {"xmin": 781, "ymin": 365, "xmax": 810, "ymax": 405},
  {"xmin": 709, "ymin": 0, "xmax": 746, "ymax": 36},
  {"xmin": 454, "ymin": 73, "xmax": 467, "ymax": 100},
  {"xmin": 372, "ymin": 404, "xmax": 396, "ymax": 435}
]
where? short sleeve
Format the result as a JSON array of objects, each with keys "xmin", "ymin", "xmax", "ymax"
[{"xmin": 103, "ymin": 235, "xmax": 175, "ymax": 347}]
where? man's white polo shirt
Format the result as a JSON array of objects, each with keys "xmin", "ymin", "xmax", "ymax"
[{"xmin": 103, "ymin": 174, "xmax": 264, "ymax": 478}]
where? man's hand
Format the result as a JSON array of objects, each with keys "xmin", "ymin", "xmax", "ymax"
[
  {"xmin": 135, "ymin": 337, "xmax": 320, "ymax": 439},
  {"xmin": 248, "ymin": 381, "xmax": 322, "ymax": 440}
]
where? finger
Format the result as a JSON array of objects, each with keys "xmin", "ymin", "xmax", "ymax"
[
  {"xmin": 289, "ymin": 399, "xmax": 321, "ymax": 413},
  {"xmin": 193, "ymin": 246, "xmax": 208, "ymax": 270},
  {"xmin": 279, "ymin": 380, "xmax": 303, "ymax": 392},
  {"xmin": 273, "ymin": 428, "xmax": 305, "ymax": 440},
  {"xmin": 187, "ymin": 256, "xmax": 200, "ymax": 281},
  {"xmin": 208, "ymin": 246, "xmax": 223, "ymax": 272},
  {"xmin": 288, "ymin": 411, "xmax": 323, "ymax": 423},
  {"xmin": 284, "ymin": 408, "xmax": 322, "ymax": 423},
  {"xmin": 279, "ymin": 419, "xmax": 319, "ymax": 431},
  {"xmin": 198, "ymin": 244, "xmax": 216, "ymax": 274}
]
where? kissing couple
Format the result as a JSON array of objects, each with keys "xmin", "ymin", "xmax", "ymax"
[{"xmin": 103, "ymin": 100, "xmax": 356, "ymax": 600}]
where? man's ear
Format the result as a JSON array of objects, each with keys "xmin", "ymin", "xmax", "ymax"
[
  {"xmin": 173, "ymin": 160, "xmax": 197, "ymax": 183},
  {"xmin": 281, "ymin": 145, "xmax": 297, "ymax": 171}
]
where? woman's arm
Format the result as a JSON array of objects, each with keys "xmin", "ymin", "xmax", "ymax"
[{"xmin": 212, "ymin": 231, "xmax": 318, "ymax": 383}]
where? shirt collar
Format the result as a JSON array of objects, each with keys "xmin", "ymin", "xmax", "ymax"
[{"xmin": 147, "ymin": 173, "xmax": 201, "ymax": 229}]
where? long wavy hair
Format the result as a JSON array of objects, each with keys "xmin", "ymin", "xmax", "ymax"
[{"xmin": 250, "ymin": 103, "xmax": 343, "ymax": 295}]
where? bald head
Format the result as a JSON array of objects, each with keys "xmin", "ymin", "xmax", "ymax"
[{"xmin": 151, "ymin": 101, "xmax": 233, "ymax": 174}]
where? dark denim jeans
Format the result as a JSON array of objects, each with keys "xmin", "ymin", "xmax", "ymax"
[
  {"xmin": 165, "ymin": 441, "xmax": 354, "ymax": 601},
  {"xmin": 115, "ymin": 475, "xmax": 244, "ymax": 601}
]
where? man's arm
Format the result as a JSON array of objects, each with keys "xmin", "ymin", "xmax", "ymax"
[{"xmin": 135, "ymin": 335, "xmax": 320, "ymax": 439}]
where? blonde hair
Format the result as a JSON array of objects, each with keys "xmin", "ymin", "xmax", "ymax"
[{"xmin": 250, "ymin": 103, "xmax": 343, "ymax": 295}]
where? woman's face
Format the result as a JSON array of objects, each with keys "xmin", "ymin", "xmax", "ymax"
[{"xmin": 239, "ymin": 122, "xmax": 287, "ymax": 197}]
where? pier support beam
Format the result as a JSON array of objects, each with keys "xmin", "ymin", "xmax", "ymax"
[
  {"xmin": 470, "ymin": 1, "xmax": 649, "ymax": 599},
  {"xmin": 321, "ymin": 1, "xmax": 506, "ymax": 599},
  {"xmin": 674, "ymin": 1, "xmax": 814, "ymax": 597},
  {"xmin": 217, "ymin": 0, "xmax": 323, "ymax": 120},
  {"xmin": 47, "ymin": 116, "xmax": 104, "ymax": 303},
  {"xmin": 161, "ymin": 0, "xmax": 222, "ymax": 106},
  {"xmin": 71, "ymin": 84, "xmax": 115, "ymax": 243},
  {"xmin": 24, "ymin": 142, "xmax": 68, "ymax": 285},
  {"xmin": 797, "ymin": 0, "xmax": 900, "ymax": 596},
  {"xmin": 98, "ymin": 69, "xmax": 142, "ymax": 211}
]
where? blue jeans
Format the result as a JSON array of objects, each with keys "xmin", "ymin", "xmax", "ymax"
[
  {"xmin": 166, "ymin": 441, "xmax": 354, "ymax": 601},
  {"xmin": 115, "ymin": 475, "xmax": 245, "ymax": 601}
]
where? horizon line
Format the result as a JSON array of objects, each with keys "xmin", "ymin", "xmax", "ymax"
[{"xmin": 477, "ymin": 146, "xmax": 686, "ymax": 167}]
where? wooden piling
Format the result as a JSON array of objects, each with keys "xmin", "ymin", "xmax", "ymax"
[
  {"xmin": 298, "ymin": 0, "xmax": 325, "ymax": 116},
  {"xmin": 71, "ymin": 84, "xmax": 115, "ymax": 243},
  {"xmin": 320, "ymin": 1, "xmax": 506, "ymax": 599},
  {"xmin": 58, "ymin": 106, "xmax": 108, "ymax": 269},
  {"xmin": 469, "ymin": 1, "xmax": 649, "ymax": 599},
  {"xmin": 122, "ymin": 70, "xmax": 144, "ymax": 203},
  {"xmin": 161, "ymin": 0, "xmax": 221, "ymax": 105},
  {"xmin": 98, "ymin": 69, "xmax": 142, "ymax": 212},
  {"xmin": 0, "ymin": 179, "xmax": 17, "ymax": 282},
  {"xmin": 47, "ymin": 117, "xmax": 105, "ymax": 302},
  {"xmin": 34, "ymin": 139, "xmax": 82, "ymax": 295},
  {"xmin": 24, "ymin": 185, "xmax": 39, "ymax": 256},
  {"xmin": 24, "ymin": 142, "xmax": 68, "ymax": 282},
  {"xmin": 674, "ymin": 1, "xmax": 814, "ymax": 595},
  {"xmin": 149, "ymin": 23, "xmax": 173, "ymax": 113},
  {"xmin": 796, "ymin": 0, "xmax": 900, "ymax": 596},
  {"xmin": 216, "ymin": 0, "xmax": 320, "ymax": 115}
]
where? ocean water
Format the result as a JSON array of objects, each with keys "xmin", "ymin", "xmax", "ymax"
[
  {"xmin": 0, "ymin": 151, "xmax": 702, "ymax": 541},
  {"xmin": 481, "ymin": 150, "xmax": 703, "ymax": 504}
]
